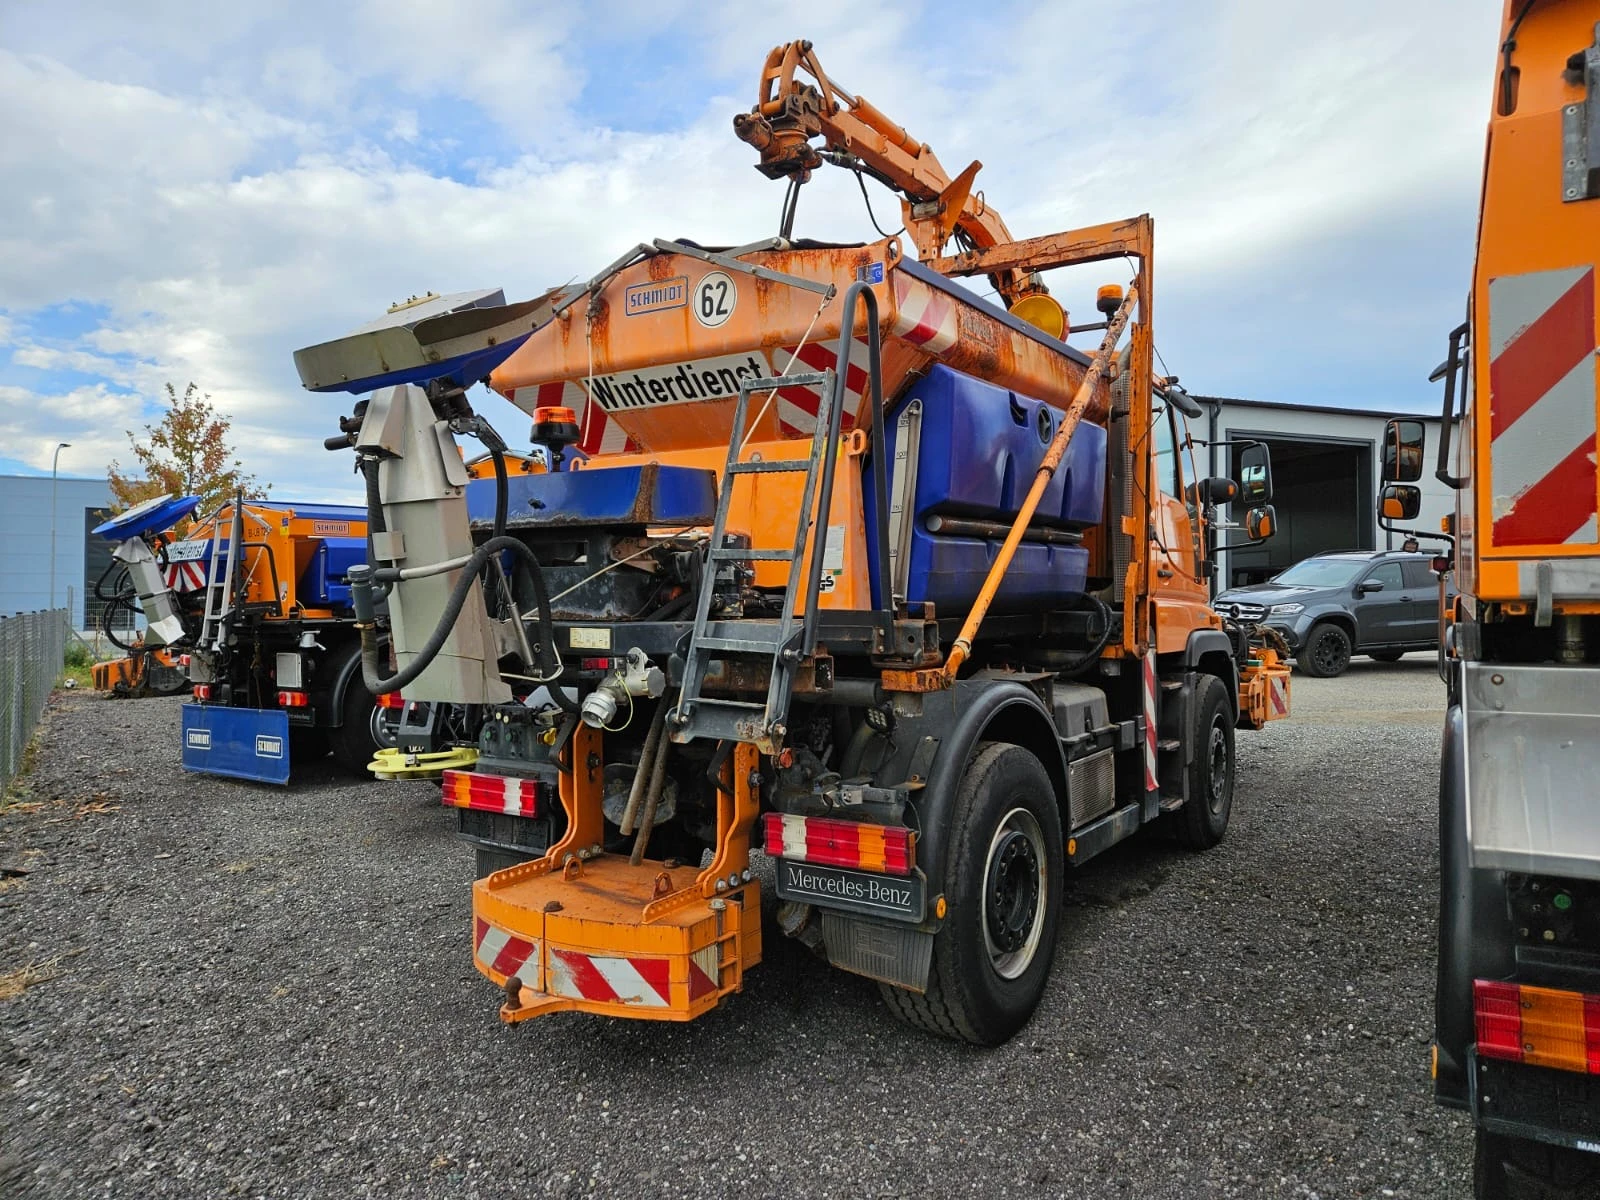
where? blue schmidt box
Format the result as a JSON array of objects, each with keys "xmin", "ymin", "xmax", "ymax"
[{"xmin": 181, "ymin": 704, "xmax": 291, "ymax": 785}]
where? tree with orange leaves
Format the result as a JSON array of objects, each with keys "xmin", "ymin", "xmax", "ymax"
[{"xmin": 108, "ymin": 383, "xmax": 265, "ymax": 528}]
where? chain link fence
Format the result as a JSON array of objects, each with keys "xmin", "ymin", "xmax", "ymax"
[{"xmin": 0, "ymin": 609, "xmax": 68, "ymax": 793}]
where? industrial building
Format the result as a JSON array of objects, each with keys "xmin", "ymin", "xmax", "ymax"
[
  {"xmin": 1198, "ymin": 397, "xmax": 1451, "ymax": 589},
  {"xmin": 0, "ymin": 474, "xmax": 116, "ymax": 629}
]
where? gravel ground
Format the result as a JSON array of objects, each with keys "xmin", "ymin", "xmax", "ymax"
[{"xmin": 1, "ymin": 656, "xmax": 1470, "ymax": 1199}]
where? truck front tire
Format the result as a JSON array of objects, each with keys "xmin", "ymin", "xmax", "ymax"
[
  {"xmin": 1174, "ymin": 674, "xmax": 1234, "ymax": 851},
  {"xmin": 880, "ymin": 741, "xmax": 1063, "ymax": 1046}
]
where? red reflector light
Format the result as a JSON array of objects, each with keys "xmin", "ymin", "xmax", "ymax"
[
  {"xmin": 178, "ymin": 655, "xmax": 191, "ymax": 667},
  {"xmin": 1474, "ymin": 980, "xmax": 1525, "ymax": 1063},
  {"xmin": 1431, "ymin": 555, "xmax": 1451, "ymax": 574},
  {"xmin": 580, "ymin": 657, "xmax": 611, "ymax": 671},
  {"xmin": 192, "ymin": 684, "xmax": 211, "ymax": 701},
  {"xmin": 277, "ymin": 690, "xmax": 309, "ymax": 708},
  {"xmin": 376, "ymin": 692, "xmax": 403, "ymax": 709},
  {"xmin": 440, "ymin": 769, "xmax": 541, "ymax": 817},
  {"xmin": 760, "ymin": 812, "xmax": 916, "ymax": 876}
]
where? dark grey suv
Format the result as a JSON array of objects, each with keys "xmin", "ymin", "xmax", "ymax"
[{"xmin": 1214, "ymin": 550, "xmax": 1446, "ymax": 678}]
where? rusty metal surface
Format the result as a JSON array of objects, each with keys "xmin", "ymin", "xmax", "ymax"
[{"xmin": 487, "ymin": 240, "xmax": 1104, "ymax": 454}]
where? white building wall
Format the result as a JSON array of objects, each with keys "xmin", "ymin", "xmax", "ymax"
[
  {"xmin": 0, "ymin": 475, "xmax": 113, "ymax": 628},
  {"xmin": 1200, "ymin": 401, "xmax": 1454, "ymax": 586}
]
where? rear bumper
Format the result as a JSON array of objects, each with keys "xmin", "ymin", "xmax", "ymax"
[{"xmin": 473, "ymin": 853, "xmax": 761, "ymax": 1023}]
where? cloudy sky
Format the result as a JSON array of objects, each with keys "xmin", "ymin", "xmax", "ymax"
[{"xmin": 1, "ymin": 0, "xmax": 1501, "ymax": 500}]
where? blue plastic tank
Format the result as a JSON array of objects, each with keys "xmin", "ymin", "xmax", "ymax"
[{"xmin": 866, "ymin": 365, "xmax": 1107, "ymax": 614}]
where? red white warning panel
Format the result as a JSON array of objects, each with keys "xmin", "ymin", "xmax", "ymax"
[
  {"xmin": 891, "ymin": 271, "xmax": 959, "ymax": 355},
  {"xmin": 770, "ymin": 337, "xmax": 868, "ymax": 438},
  {"xmin": 1487, "ymin": 266, "xmax": 1599, "ymax": 547},
  {"xmin": 474, "ymin": 917, "xmax": 537, "ymax": 982},
  {"xmin": 163, "ymin": 561, "xmax": 207, "ymax": 592}
]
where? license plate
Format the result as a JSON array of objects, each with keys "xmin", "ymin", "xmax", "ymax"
[{"xmin": 773, "ymin": 859, "xmax": 925, "ymax": 923}]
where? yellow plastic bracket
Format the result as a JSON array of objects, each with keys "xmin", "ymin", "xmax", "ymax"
[{"xmin": 369, "ymin": 746, "xmax": 478, "ymax": 780}]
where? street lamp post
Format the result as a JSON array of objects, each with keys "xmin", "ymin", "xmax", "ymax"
[{"xmin": 49, "ymin": 442, "xmax": 71, "ymax": 617}]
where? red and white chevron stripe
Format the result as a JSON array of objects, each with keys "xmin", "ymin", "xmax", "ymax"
[
  {"xmin": 1268, "ymin": 673, "xmax": 1289, "ymax": 720},
  {"xmin": 163, "ymin": 561, "xmax": 207, "ymax": 592},
  {"xmin": 1487, "ymin": 266, "xmax": 1599, "ymax": 547},
  {"xmin": 1142, "ymin": 653, "xmax": 1158, "ymax": 793},
  {"xmin": 474, "ymin": 917, "xmax": 538, "ymax": 981},
  {"xmin": 891, "ymin": 272, "xmax": 959, "ymax": 355},
  {"xmin": 478, "ymin": 919, "xmax": 722, "ymax": 1007},
  {"xmin": 771, "ymin": 338, "xmax": 867, "ymax": 438},
  {"xmin": 544, "ymin": 946, "xmax": 720, "ymax": 1007}
]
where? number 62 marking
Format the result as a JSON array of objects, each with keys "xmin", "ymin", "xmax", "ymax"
[{"xmin": 693, "ymin": 271, "xmax": 736, "ymax": 328}]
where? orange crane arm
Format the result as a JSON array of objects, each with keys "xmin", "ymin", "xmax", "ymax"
[{"xmin": 732, "ymin": 39, "xmax": 1038, "ymax": 303}]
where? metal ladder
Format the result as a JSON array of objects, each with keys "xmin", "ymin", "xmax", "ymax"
[
  {"xmin": 197, "ymin": 501, "xmax": 244, "ymax": 652},
  {"xmin": 669, "ymin": 368, "xmax": 846, "ymax": 754}
]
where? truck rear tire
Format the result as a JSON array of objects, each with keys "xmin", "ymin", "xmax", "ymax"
[
  {"xmin": 1298, "ymin": 622, "xmax": 1352, "ymax": 678},
  {"xmin": 330, "ymin": 675, "xmax": 395, "ymax": 774},
  {"xmin": 290, "ymin": 727, "xmax": 329, "ymax": 763},
  {"xmin": 1475, "ymin": 1129, "xmax": 1600, "ymax": 1198},
  {"xmin": 879, "ymin": 742, "xmax": 1063, "ymax": 1046},
  {"xmin": 1174, "ymin": 674, "xmax": 1234, "ymax": 851}
]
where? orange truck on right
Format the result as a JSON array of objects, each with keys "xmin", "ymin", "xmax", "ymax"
[{"xmin": 1384, "ymin": 3, "xmax": 1600, "ymax": 1194}]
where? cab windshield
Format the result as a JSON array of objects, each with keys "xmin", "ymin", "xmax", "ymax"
[{"xmin": 1272, "ymin": 559, "xmax": 1365, "ymax": 588}]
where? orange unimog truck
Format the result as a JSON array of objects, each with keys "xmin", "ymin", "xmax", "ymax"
[
  {"xmin": 1388, "ymin": 2, "xmax": 1600, "ymax": 1193},
  {"xmin": 310, "ymin": 41, "xmax": 1289, "ymax": 1044}
]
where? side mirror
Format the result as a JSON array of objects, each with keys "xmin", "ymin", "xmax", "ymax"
[
  {"xmin": 1238, "ymin": 444, "xmax": 1273, "ymax": 505},
  {"xmin": 1357, "ymin": 579, "xmax": 1384, "ymax": 594},
  {"xmin": 1197, "ymin": 476, "xmax": 1239, "ymax": 506},
  {"xmin": 1379, "ymin": 483, "xmax": 1422, "ymax": 522},
  {"xmin": 1245, "ymin": 504, "xmax": 1276, "ymax": 542},
  {"xmin": 1382, "ymin": 419, "xmax": 1425, "ymax": 483}
]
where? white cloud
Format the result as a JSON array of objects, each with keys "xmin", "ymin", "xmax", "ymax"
[{"xmin": 0, "ymin": 0, "xmax": 1503, "ymax": 502}]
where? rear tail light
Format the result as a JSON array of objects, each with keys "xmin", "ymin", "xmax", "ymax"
[
  {"xmin": 1474, "ymin": 979, "xmax": 1600, "ymax": 1073},
  {"xmin": 192, "ymin": 684, "xmax": 212, "ymax": 701},
  {"xmin": 441, "ymin": 769, "xmax": 541, "ymax": 817},
  {"xmin": 761, "ymin": 812, "xmax": 916, "ymax": 876},
  {"xmin": 376, "ymin": 692, "xmax": 403, "ymax": 709},
  {"xmin": 580, "ymin": 657, "xmax": 611, "ymax": 671},
  {"xmin": 277, "ymin": 690, "xmax": 309, "ymax": 708},
  {"xmin": 178, "ymin": 655, "xmax": 191, "ymax": 667}
]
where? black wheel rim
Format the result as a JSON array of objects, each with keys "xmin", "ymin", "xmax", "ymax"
[
  {"xmin": 369, "ymin": 704, "xmax": 400, "ymax": 750},
  {"xmin": 1207, "ymin": 718, "xmax": 1229, "ymax": 816},
  {"xmin": 1313, "ymin": 634, "xmax": 1347, "ymax": 675},
  {"xmin": 981, "ymin": 807, "xmax": 1047, "ymax": 979}
]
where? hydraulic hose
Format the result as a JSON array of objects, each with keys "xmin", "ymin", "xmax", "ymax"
[
  {"xmin": 350, "ymin": 535, "xmax": 558, "ymax": 696},
  {"xmin": 489, "ymin": 446, "xmax": 507, "ymax": 542},
  {"xmin": 513, "ymin": 557, "xmax": 576, "ymax": 712},
  {"xmin": 94, "ymin": 562, "xmax": 141, "ymax": 652}
]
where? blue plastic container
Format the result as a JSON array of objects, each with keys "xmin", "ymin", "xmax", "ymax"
[
  {"xmin": 465, "ymin": 464, "xmax": 716, "ymax": 529},
  {"xmin": 866, "ymin": 365, "xmax": 1106, "ymax": 614},
  {"xmin": 301, "ymin": 537, "xmax": 367, "ymax": 608}
]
